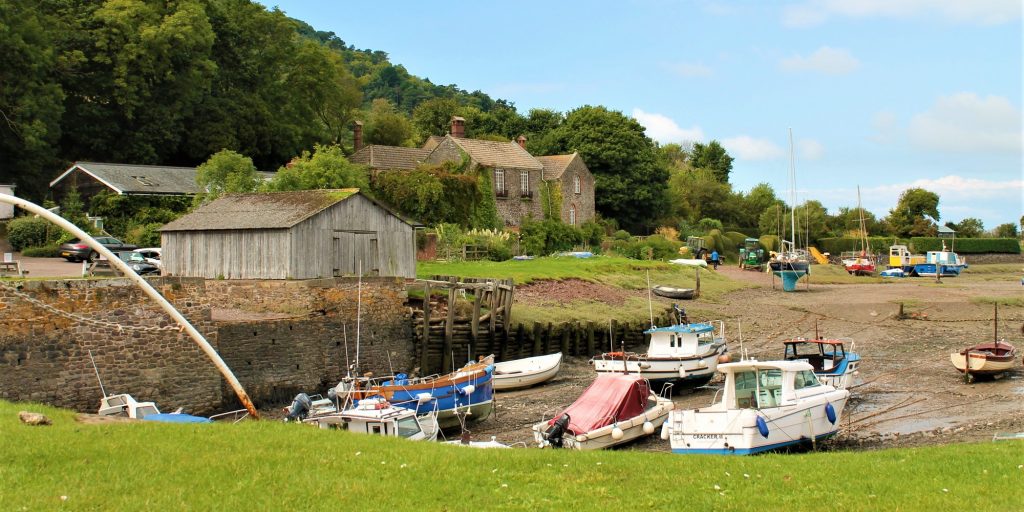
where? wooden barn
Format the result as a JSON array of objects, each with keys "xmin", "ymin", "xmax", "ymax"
[{"xmin": 160, "ymin": 189, "xmax": 419, "ymax": 279}]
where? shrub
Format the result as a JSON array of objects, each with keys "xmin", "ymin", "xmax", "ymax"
[
  {"xmin": 759, "ymin": 235, "xmax": 781, "ymax": 252},
  {"xmin": 520, "ymin": 219, "xmax": 585, "ymax": 256},
  {"xmin": 125, "ymin": 222, "xmax": 163, "ymax": 247},
  {"xmin": 612, "ymin": 229, "xmax": 631, "ymax": 241},
  {"xmin": 614, "ymin": 234, "xmax": 682, "ymax": 260},
  {"xmin": 21, "ymin": 244, "xmax": 61, "ymax": 258},
  {"xmin": 910, "ymin": 237, "xmax": 1020, "ymax": 254},
  {"xmin": 6, "ymin": 216, "xmax": 51, "ymax": 251},
  {"xmin": 723, "ymin": 226, "xmax": 760, "ymax": 238},
  {"xmin": 697, "ymin": 218, "xmax": 723, "ymax": 233},
  {"xmin": 579, "ymin": 221, "xmax": 604, "ymax": 249},
  {"xmin": 655, "ymin": 226, "xmax": 679, "ymax": 241},
  {"xmin": 724, "ymin": 231, "xmax": 748, "ymax": 250}
]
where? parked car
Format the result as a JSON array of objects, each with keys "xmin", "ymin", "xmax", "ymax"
[
  {"xmin": 133, "ymin": 247, "xmax": 162, "ymax": 269},
  {"xmin": 116, "ymin": 251, "xmax": 159, "ymax": 276},
  {"xmin": 59, "ymin": 237, "xmax": 138, "ymax": 262}
]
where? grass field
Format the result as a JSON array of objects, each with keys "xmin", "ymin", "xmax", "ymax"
[
  {"xmin": 2, "ymin": 401, "xmax": 1021, "ymax": 510},
  {"xmin": 419, "ymin": 256, "xmax": 748, "ymax": 326}
]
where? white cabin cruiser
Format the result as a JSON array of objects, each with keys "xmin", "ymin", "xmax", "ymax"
[
  {"xmin": 593, "ymin": 310, "xmax": 727, "ymax": 386},
  {"xmin": 662, "ymin": 360, "xmax": 848, "ymax": 455},
  {"xmin": 302, "ymin": 397, "xmax": 440, "ymax": 441}
]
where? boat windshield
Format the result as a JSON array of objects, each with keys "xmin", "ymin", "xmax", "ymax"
[
  {"xmin": 733, "ymin": 369, "xmax": 783, "ymax": 408},
  {"xmin": 794, "ymin": 370, "xmax": 821, "ymax": 389},
  {"xmin": 136, "ymin": 405, "xmax": 159, "ymax": 419},
  {"xmin": 396, "ymin": 416, "xmax": 421, "ymax": 438}
]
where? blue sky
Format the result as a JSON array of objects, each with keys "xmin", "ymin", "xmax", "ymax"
[{"xmin": 265, "ymin": 0, "xmax": 1022, "ymax": 229}]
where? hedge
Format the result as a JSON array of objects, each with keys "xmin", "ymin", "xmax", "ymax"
[
  {"xmin": 818, "ymin": 237, "xmax": 906, "ymax": 255},
  {"xmin": 910, "ymin": 237, "xmax": 1020, "ymax": 254},
  {"xmin": 722, "ymin": 226, "xmax": 759, "ymax": 238},
  {"xmin": 759, "ymin": 235, "xmax": 780, "ymax": 252},
  {"xmin": 723, "ymin": 231, "xmax": 748, "ymax": 250}
]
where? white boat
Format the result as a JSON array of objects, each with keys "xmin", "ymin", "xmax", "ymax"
[
  {"xmin": 302, "ymin": 397, "xmax": 440, "ymax": 441},
  {"xmin": 592, "ymin": 310, "xmax": 728, "ymax": 386},
  {"xmin": 532, "ymin": 373, "xmax": 673, "ymax": 450},
  {"xmin": 782, "ymin": 336, "xmax": 861, "ymax": 390},
  {"xmin": 97, "ymin": 393, "xmax": 239, "ymax": 423},
  {"xmin": 662, "ymin": 360, "xmax": 849, "ymax": 455},
  {"xmin": 493, "ymin": 352, "xmax": 562, "ymax": 391},
  {"xmin": 444, "ymin": 435, "xmax": 514, "ymax": 449}
]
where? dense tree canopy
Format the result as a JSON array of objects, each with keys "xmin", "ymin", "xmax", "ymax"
[
  {"xmin": 885, "ymin": 188, "xmax": 940, "ymax": 237},
  {"xmin": 194, "ymin": 150, "xmax": 260, "ymax": 205},
  {"xmin": 690, "ymin": 141, "xmax": 734, "ymax": 183},
  {"xmin": 264, "ymin": 144, "xmax": 369, "ymax": 191}
]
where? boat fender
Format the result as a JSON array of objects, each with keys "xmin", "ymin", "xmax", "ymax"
[
  {"xmin": 639, "ymin": 363, "xmax": 652, "ymax": 370},
  {"xmin": 678, "ymin": 367, "xmax": 688, "ymax": 378},
  {"xmin": 660, "ymin": 423, "xmax": 669, "ymax": 440},
  {"xmin": 755, "ymin": 416, "xmax": 770, "ymax": 438},
  {"xmin": 576, "ymin": 434, "xmax": 587, "ymax": 443},
  {"xmin": 825, "ymin": 402, "xmax": 837, "ymax": 425},
  {"xmin": 718, "ymin": 353, "xmax": 731, "ymax": 364},
  {"xmin": 461, "ymin": 385, "xmax": 475, "ymax": 395},
  {"xmin": 642, "ymin": 421, "xmax": 655, "ymax": 435},
  {"xmin": 416, "ymin": 393, "xmax": 433, "ymax": 404},
  {"xmin": 611, "ymin": 425, "xmax": 625, "ymax": 440}
]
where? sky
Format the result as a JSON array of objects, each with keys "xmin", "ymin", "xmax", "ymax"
[{"xmin": 264, "ymin": 0, "xmax": 1022, "ymax": 229}]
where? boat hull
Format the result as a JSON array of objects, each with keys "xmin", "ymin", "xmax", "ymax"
[
  {"xmin": 361, "ymin": 358, "xmax": 495, "ymax": 428},
  {"xmin": 949, "ymin": 352, "xmax": 1017, "ymax": 375},
  {"xmin": 667, "ymin": 391, "xmax": 848, "ymax": 456},
  {"xmin": 592, "ymin": 345, "xmax": 726, "ymax": 387},
  {"xmin": 914, "ymin": 263, "xmax": 964, "ymax": 277},
  {"xmin": 493, "ymin": 353, "xmax": 562, "ymax": 391},
  {"xmin": 533, "ymin": 396, "xmax": 673, "ymax": 450}
]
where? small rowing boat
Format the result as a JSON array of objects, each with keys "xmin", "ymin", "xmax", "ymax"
[{"xmin": 493, "ymin": 352, "xmax": 562, "ymax": 391}]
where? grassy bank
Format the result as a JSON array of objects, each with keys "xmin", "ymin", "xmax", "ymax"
[
  {"xmin": 2, "ymin": 401, "xmax": 1021, "ymax": 510},
  {"xmin": 418, "ymin": 256, "xmax": 748, "ymax": 326}
]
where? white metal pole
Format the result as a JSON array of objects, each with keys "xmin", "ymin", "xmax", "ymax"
[{"xmin": 0, "ymin": 193, "xmax": 259, "ymax": 419}]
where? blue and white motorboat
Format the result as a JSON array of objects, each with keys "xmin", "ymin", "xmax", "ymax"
[
  {"xmin": 913, "ymin": 243, "xmax": 967, "ymax": 277},
  {"xmin": 782, "ymin": 336, "xmax": 861, "ymax": 390},
  {"xmin": 880, "ymin": 268, "xmax": 906, "ymax": 278},
  {"xmin": 662, "ymin": 360, "xmax": 849, "ymax": 455}
]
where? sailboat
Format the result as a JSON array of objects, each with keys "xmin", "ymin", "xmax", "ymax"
[
  {"xmin": 769, "ymin": 128, "xmax": 810, "ymax": 290},
  {"xmin": 843, "ymin": 186, "xmax": 876, "ymax": 275}
]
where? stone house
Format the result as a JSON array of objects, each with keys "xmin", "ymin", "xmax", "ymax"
[
  {"xmin": 160, "ymin": 189, "xmax": 420, "ymax": 279},
  {"xmin": 350, "ymin": 117, "xmax": 596, "ymax": 228}
]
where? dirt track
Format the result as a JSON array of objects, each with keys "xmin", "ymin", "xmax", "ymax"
[{"xmin": 468, "ymin": 265, "xmax": 1024, "ymax": 450}]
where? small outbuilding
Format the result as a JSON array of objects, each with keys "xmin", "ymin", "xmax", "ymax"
[{"xmin": 160, "ymin": 189, "xmax": 419, "ymax": 279}]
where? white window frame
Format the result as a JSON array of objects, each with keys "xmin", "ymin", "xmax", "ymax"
[
  {"xmin": 494, "ymin": 168, "xmax": 505, "ymax": 195},
  {"xmin": 573, "ymin": 173, "xmax": 581, "ymax": 194},
  {"xmin": 520, "ymin": 170, "xmax": 530, "ymax": 196},
  {"xmin": 569, "ymin": 204, "xmax": 577, "ymax": 225}
]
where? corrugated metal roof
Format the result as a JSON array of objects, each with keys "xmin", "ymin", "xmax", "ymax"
[
  {"xmin": 448, "ymin": 137, "xmax": 543, "ymax": 170},
  {"xmin": 161, "ymin": 189, "xmax": 359, "ymax": 231},
  {"xmin": 348, "ymin": 145, "xmax": 430, "ymax": 170}
]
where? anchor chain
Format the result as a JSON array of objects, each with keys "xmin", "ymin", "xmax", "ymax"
[{"xmin": 0, "ymin": 282, "xmax": 184, "ymax": 334}]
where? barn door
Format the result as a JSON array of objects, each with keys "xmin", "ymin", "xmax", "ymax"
[{"xmin": 333, "ymin": 231, "xmax": 379, "ymax": 276}]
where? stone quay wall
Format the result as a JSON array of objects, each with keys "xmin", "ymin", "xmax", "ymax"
[{"xmin": 0, "ymin": 277, "xmax": 413, "ymax": 414}]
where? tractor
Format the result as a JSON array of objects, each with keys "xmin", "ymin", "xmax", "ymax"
[
  {"xmin": 738, "ymin": 238, "xmax": 766, "ymax": 271},
  {"xmin": 683, "ymin": 236, "xmax": 709, "ymax": 262}
]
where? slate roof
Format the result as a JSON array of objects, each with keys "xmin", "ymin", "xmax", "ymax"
[
  {"xmin": 536, "ymin": 153, "xmax": 578, "ymax": 180},
  {"xmin": 49, "ymin": 161, "xmax": 276, "ymax": 195},
  {"xmin": 349, "ymin": 145, "xmax": 431, "ymax": 170},
  {"xmin": 447, "ymin": 137, "xmax": 543, "ymax": 170},
  {"xmin": 422, "ymin": 135, "xmax": 445, "ymax": 151},
  {"xmin": 161, "ymin": 189, "xmax": 359, "ymax": 231}
]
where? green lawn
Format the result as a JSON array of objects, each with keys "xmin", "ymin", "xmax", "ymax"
[
  {"xmin": 2, "ymin": 401, "xmax": 1021, "ymax": 510},
  {"xmin": 418, "ymin": 256, "xmax": 748, "ymax": 326}
]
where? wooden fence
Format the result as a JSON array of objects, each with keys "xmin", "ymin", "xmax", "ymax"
[{"xmin": 409, "ymin": 274, "xmax": 682, "ymax": 374}]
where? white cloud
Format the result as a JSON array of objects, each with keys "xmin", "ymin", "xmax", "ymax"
[
  {"xmin": 780, "ymin": 47, "xmax": 861, "ymax": 75},
  {"xmin": 631, "ymin": 109, "xmax": 705, "ymax": 144},
  {"xmin": 908, "ymin": 93, "xmax": 1022, "ymax": 153},
  {"xmin": 722, "ymin": 136, "xmax": 786, "ymax": 160},
  {"xmin": 783, "ymin": 0, "xmax": 1022, "ymax": 27},
  {"xmin": 870, "ymin": 111, "xmax": 899, "ymax": 144},
  {"xmin": 798, "ymin": 138, "xmax": 825, "ymax": 160},
  {"xmin": 664, "ymin": 62, "xmax": 714, "ymax": 78}
]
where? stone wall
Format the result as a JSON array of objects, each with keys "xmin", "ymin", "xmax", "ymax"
[{"xmin": 0, "ymin": 277, "xmax": 413, "ymax": 413}]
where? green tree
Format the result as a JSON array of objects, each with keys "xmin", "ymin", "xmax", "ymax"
[
  {"xmin": 946, "ymin": 218, "xmax": 984, "ymax": 238},
  {"xmin": 735, "ymin": 183, "xmax": 782, "ymax": 228},
  {"xmin": 884, "ymin": 188, "xmax": 940, "ymax": 237},
  {"xmin": 992, "ymin": 223, "xmax": 1019, "ymax": 238},
  {"xmin": 690, "ymin": 140, "xmax": 734, "ymax": 183},
  {"xmin": 831, "ymin": 206, "xmax": 881, "ymax": 237},
  {"xmin": 794, "ymin": 200, "xmax": 830, "ymax": 243},
  {"xmin": 265, "ymin": 144, "xmax": 369, "ymax": 191},
  {"xmin": 195, "ymin": 149, "xmax": 260, "ymax": 205},
  {"xmin": 541, "ymin": 105, "xmax": 669, "ymax": 232},
  {"xmin": 0, "ymin": 0, "xmax": 64, "ymax": 200},
  {"xmin": 412, "ymin": 98, "xmax": 461, "ymax": 139},
  {"xmin": 364, "ymin": 99, "xmax": 413, "ymax": 147}
]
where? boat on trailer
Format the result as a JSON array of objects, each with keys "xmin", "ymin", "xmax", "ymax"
[
  {"xmin": 533, "ymin": 373, "xmax": 673, "ymax": 450},
  {"xmin": 782, "ymin": 336, "xmax": 861, "ymax": 389},
  {"xmin": 592, "ymin": 308, "xmax": 728, "ymax": 387},
  {"xmin": 662, "ymin": 360, "xmax": 849, "ymax": 455},
  {"xmin": 493, "ymin": 352, "xmax": 562, "ymax": 391}
]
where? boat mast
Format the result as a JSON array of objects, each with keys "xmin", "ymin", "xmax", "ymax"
[{"xmin": 788, "ymin": 128, "xmax": 797, "ymax": 252}]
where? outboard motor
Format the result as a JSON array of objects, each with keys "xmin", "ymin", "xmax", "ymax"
[
  {"xmin": 283, "ymin": 393, "xmax": 312, "ymax": 422},
  {"xmin": 545, "ymin": 414, "xmax": 571, "ymax": 448}
]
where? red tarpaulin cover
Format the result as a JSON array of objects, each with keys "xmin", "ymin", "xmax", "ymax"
[{"xmin": 550, "ymin": 373, "xmax": 650, "ymax": 434}]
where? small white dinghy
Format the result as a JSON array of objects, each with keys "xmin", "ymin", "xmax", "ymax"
[
  {"xmin": 663, "ymin": 360, "xmax": 849, "ymax": 455},
  {"xmin": 493, "ymin": 352, "xmax": 562, "ymax": 391}
]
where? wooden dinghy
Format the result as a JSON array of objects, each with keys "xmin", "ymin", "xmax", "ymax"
[
  {"xmin": 651, "ymin": 285, "xmax": 696, "ymax": 300},
  {"xmin": 950, "ymin": 341, "xmax": 1017, "ymax": 376},
  {"xmin": 493, "ymin": 352, "xmax": 562, "ymax": 391}
]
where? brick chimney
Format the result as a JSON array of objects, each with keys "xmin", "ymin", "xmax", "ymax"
[
  {"xmin": 450, "ymin": 116, "xmax": 465, "ymax": 138},
  {"xmin": 353, "ymin": 120, "xmax": 364, "ymax": 151},
  {"xmin": 516, "ymin": 135, "xmax": 527, "ymax": 149}
]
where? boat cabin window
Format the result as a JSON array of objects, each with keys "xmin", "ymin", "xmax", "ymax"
[
  {"xmin": 733, "ymin": 369, "xmax": 784, "ymax": 408},
  {"xmin": 396, "ymin": 416, "xmax": 421, "ymax": 438},
  {"xmin": 697, "ymin": 332, "xmax": 713, "ymax": 345},
  {"xmin": 794, "ymin": 370, "xmax": 821, "ymax": 389},
  {"xmin": 670, "ymin": 335, "xmax": 676, "ymax": 348},
  {"xmin": 136, "ymin": 405, "xmax": 159, "ymax": 419},
  {"xmin": 369, "ymin": 423, "xmax": 384, "ymax": 435}
]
